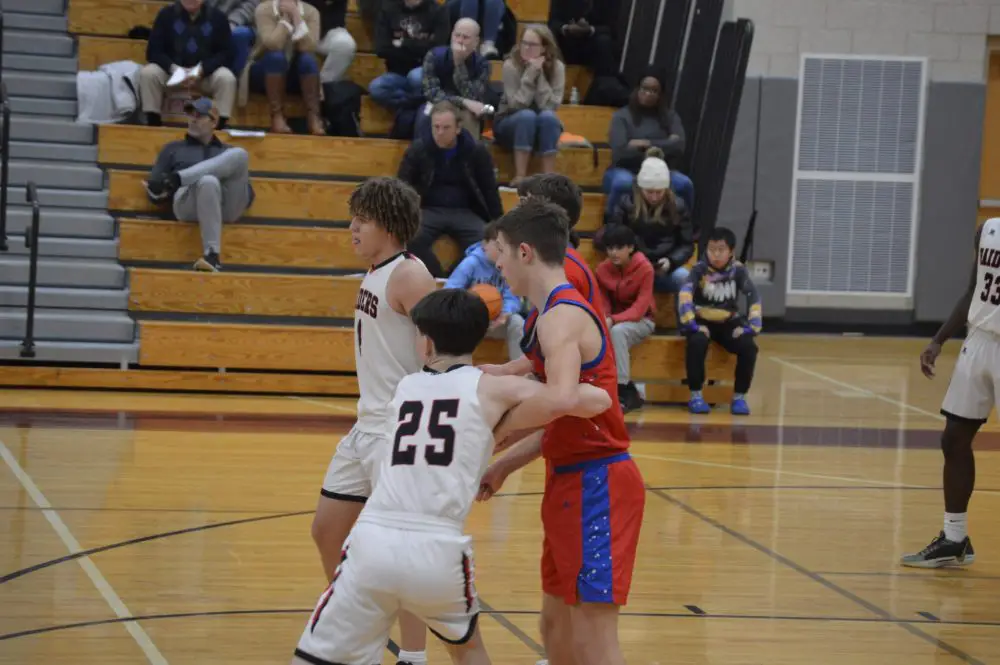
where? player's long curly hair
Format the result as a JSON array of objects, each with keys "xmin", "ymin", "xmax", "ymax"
[{"xmin": 349, "ymin": 177, "xmax": 422, "ymax": 246}]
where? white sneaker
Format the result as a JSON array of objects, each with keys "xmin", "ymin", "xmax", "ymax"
[{"xmin": 480, "ymin": 40, "xmax": 499, "ymax": 58}]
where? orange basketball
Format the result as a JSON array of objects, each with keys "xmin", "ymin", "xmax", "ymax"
[{"xmin": 469, "ymin": 283, "xmax": 503, "ymax": 321}]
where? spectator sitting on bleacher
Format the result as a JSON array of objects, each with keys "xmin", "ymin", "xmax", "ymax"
[
  {"xmin": 416, "ymin": 18, "xmax": 492, "ymax": 137},
  {"xmin": 398, "ymin": 101, "xmax": 503, "ymax": 278},
  {"xmin": 595, "ymin": 224, "xmax": 655, "ymax": 414},
  {"xmin": 679, "ymin": 226, "xmax": 760, "ymax": 417},
  {"xmin": 493, "ymin": 24, "xmax": 565, "ymax": 187},
  {"xmin": 211, "ymin": 0, "xmax": 260, "ymax": 78},
  {"xmin": 547, "ymin": 0, "xmax": 618, "ymax": 78},
  {"xmin": 144, "ymin": 98, "xmax": 255, "ymax": 273},
  {"xmin": 243, "ymin": 0, "xmax": 325, "ymax": 135},
  {"xmin": 445, "ymin": 222, "xmax": 524, "ymax": 359},
  {"xmin": 140, "ymin": 0, "xmax": 237, "ymax": 129},
  {"xmin": 446, "ymin": 0, "xmax": 507, "ymax": 59},
  {"xmin": 607, "ymin": 147, "xmax": 693, "ymax": 296},
  {"xmin": 370, "ymin": 0, "xmax": 449, "ymax": 111},
  {"xmin": 303, "ymin": 0, "xmax": 357, "ymax": 84},
  {"xmin": 603, "ymin": 67, "xmax": 692, "ymax": 218}
]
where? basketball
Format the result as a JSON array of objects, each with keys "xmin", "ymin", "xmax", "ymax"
[{"xmin": 469, "ymin": 283, "xmax": 503, "ymax": 320}]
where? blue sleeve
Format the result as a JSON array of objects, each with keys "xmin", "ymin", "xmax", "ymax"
[{"xmin": 444, "ymin": 257, "xmax": 476, "ymax": 289}]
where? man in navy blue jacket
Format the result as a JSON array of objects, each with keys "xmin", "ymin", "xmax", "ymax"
[{"xmin": 138, "ymin": 0, "xmax": 236, "ymax": 128}]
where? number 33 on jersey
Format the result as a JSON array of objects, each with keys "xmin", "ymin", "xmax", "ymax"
[{"xmin": 973, "ymin": 219, "xmax": 1000, "ymax": 334}]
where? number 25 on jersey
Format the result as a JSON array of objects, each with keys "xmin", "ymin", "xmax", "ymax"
[{"xmin": 391, "ymin": 399, "xmax": 459, "ymax": 467}]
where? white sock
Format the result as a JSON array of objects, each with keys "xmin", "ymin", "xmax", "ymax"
[
  {"xmin": 397, "ymin": 650, "xmax": 427, "ymax": 665},
  {"xmin": 944, "ymin": 512, "xmax": 968, "ymax": 543}
]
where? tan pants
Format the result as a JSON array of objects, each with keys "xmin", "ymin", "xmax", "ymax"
[{"xmin": 138, "ymin": 63, "xmax": 237, "ymax": 118}]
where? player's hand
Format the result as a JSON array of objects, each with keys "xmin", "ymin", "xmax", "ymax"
[
  {"xmin": 479, "ymin": 363, "xmax": 508, "ymax": 376},
  {"xmin": 476, "ymin": 462, "xmax": 509, "ymax": 501},
  {"xmin": 920, "ymin": 341, "xmax": 942, "ymax": 378}
]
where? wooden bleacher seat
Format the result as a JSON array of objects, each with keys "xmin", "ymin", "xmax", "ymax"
[
  {"xmin": 98, "ymin": 125, "xmax": 611, "ymax": 186},
  {"xmin": 77, "ymin": 36, "xmax": 593, "ymax": 104},
  {"xmin": 359, "ymin": 96, "xmax": 612, "ymax": 143},
  {"xmin": 108, "ymin": 169, "xmax": 606, "ymax": 231},
  {"xmin": 135, "ymin": 320, "xmax": 731, "ymax": 402},
  {"xmin": 119, "ymin": 218, "xmax": 679, "ymax": 327},
  {"xmin": 69, "ymin": 0, "xmax": 375, "ymax": 52}
]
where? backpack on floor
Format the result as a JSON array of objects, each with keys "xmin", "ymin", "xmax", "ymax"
[{"xmin": 321, "ymin": 80, "xmax": 363, "ymax": 136}]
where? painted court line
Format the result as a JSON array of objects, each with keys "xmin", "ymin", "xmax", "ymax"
[
  {"xmin": 630, "ymin": 452, "xmax": 930, "ymax": 489},
  {"xmin": 287, "ymin": 395, "xmax": 357, "ymax": 415},
  {"xmin": 770, "ymin": 356, "xmax": 944, "ymax": 421},
  {"xmin": 0, "ymin": 438, "xmax": 169, "ymax": 665}
]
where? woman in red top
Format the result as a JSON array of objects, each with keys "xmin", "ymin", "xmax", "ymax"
[{"xmin": 595, "ymin": 224, "xmax": 655, "ymax": 412}]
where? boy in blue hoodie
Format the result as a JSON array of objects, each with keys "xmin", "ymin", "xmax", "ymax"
[{"xmin": 445, "ymin": 222, "xmax": 524, "ymax": 359}]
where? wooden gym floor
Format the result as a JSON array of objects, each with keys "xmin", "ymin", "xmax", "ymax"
[{"xmin": 1, "ymin": 335, "xmax": 999, "ymax": 664}]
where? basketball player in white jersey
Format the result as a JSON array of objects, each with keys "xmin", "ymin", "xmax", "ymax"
[
  {"xmin": 293, "ymin": 288, "xmax": 613, "ymax": 665},
  {"xmin": 901, "ymin": 220, "xmax": 1000, "ymax": 567},
  {"xmin": 311, "ymin": 177, "xmax": 437, "ymax": 664}
]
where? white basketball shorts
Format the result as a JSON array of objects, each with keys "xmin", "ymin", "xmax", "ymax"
[
  {"xmin": 941, "ymin": 329, "xmax": 1000, "ymax": 423},
  {"xmin": 321, "ymin": 425, "xmax": 388, "ymax": 501},
  {"xmin": 294, "ymin": 519, "xmax": 480, "ymax": 665}
]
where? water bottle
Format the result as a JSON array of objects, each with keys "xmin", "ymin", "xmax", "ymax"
[{"xmin": 569, "ymin": 87, "xmax": 580, "ymax": 105}]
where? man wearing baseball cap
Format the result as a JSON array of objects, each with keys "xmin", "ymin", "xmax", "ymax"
[{"xmin": 144, "ymin": 97, "xmax": 255, "ymax": 271}]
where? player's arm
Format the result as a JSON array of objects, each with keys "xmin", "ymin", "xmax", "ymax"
[
  {"xmin": 386, "ymin": 257, "xmax": 438, "ymax": 316},
  {"xmin": 480, "ymin": 354, "xmax": 533, "ymax": 377},
  {"xmin": 477, "ymin": 430, "xmax": 543, "ymax": 502},
  {"xmin": 921, "ymin": 225, "xmax": 983, "ymax": 377},
  {"xmin": 483, "ymin": 374, "xmax": 611, "ymax": 442}
]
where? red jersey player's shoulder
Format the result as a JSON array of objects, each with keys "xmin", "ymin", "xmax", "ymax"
[{"xmin": 386, "ymin": 254, "xmax": 436, "ymax": 316}]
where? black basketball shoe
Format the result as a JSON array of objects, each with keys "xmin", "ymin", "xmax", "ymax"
[{"xmin": 900, "ymin": 531, "xmax": 976, "ymax": 568}]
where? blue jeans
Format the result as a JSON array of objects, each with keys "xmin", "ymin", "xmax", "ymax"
[
  {"xmin": 368, "ymin": 67, "xmax": 423, "ymax": 109},
  {"xmin": 493, "ymin": 109, "xmax": 562, "ymax": 156},
  {"xmin": 448, "ymin": 0, "xmax": 505, "ymax": 43},
  {"xmin": 249, "ymin": 51, "xmax": 319, "ymax": 93},
  {"xmin": 602, "ymin": 167, "xmax": 696, "ymax": 215},
  {"xmin": 231, "ymin": 26, "xmax": 255, "ymax": 76},
  {"xmin": 655, "ymin": 265, "xmax": 690, "ymax": 330}
]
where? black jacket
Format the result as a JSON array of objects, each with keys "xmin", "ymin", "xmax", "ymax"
[
  {"xmin": 147, "ymin": 1, "xmax": 233, "ymax": 75},
  {"xmin": 397, "ymin": 124, "xmax": 503, "ymax": 222},
  {"xmin": 548, "ymin": 0, "xmax": 616, "ymax": 38},
  {"xmin": 375, "ymin": 0, "xmax": 449, "ymax": 75},
  {"xmin": 609, "ymin": 192, "xmax": 693, "ymax": 267}
]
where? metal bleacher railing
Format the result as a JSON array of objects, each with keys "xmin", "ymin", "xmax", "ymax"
[{"xmin": 20, "ymin": 181, "xmax": 40, "ymax": 358}]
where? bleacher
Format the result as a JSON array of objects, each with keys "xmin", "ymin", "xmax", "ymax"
[{"xmin": 2, "ymin": 0, "xmax": 737, "ymax": 403}]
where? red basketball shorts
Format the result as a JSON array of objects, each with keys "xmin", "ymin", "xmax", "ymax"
[{"xmin": 540, "ymin": 452, "xmax": 645, "ymax": 606}]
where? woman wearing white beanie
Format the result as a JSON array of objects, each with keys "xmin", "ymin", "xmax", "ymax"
[{"xmin": 607, "ymin": 147, "xmax": 694, "ymax": 298}]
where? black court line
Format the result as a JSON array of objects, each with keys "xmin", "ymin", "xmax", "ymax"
[
  {"xmin": 5, "ymin": 606, "xmax": 1000, "ymax": 643},
  {"xmin": 647, "ymin": 487, "xmax": 987, "ymax": 665},
  {"xmin": 684, "ymin": 605, "xmax": 706, "ymax": 615},
  {"xmin": 0, "ymin": 510, "xmax": 312, "ymax": 584},
  {"xmin": 918, "ymin": 612, "xmax": 940, "ymax": 622},
  {"xmin": 478, "ymin": 599, "xmax": 545, "ymax": 655},
  {"xmin": 816, "ymin": 570, "xmax": 1000, "ymax": 581}
]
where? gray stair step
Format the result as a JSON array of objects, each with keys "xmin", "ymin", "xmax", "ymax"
[
  {"xmin": 9, "ymin": 159, "xmax": 103, "ymax": 190},
  {"xmin": 11, "ymin": 116, "xmax": 94, "ymax": 144},
  {"xmin": 5, "ymin": 11, "xmax": 67, "ymax": 31},
  {"xmin": 5, "ymin": 236, "xmax": 118, "ymax": 259},
  {"xmin": 5, "ymin": 30, "xmax": 73, "ymax": 56},
  {"xmin": 2, "ymin": 207, "xmax": 114, "ymax": 239},
  {"xmin": 0, "ymin": 285, "xmax": 129, "ymax": 310},
  {"xmin": 0, "ymin": 257, "xmax": 125, "ymax": 289},
  {"xmin": 4, "ymin": 72, "xmax": 75, "ymax": 99},
  {"xmin": 5, "ymin": 53, "xmax": 77, "ymax": 74},
  {"xmin": 1, "ymin": 0, "xmax": 65, "ymax": 15},
  {"xmin": 9, "ymin": 96, "xmax": 76, "ymax": 118},
  {"xmin": 0, "ymin": 339, "xmax": 138, "ymax": 364},
  {"xmin": 5, "ymin": 186, "xmax": 108, "ymax": 210},
  {"xmin": 0, "ymin": 309, "xmax": 135, "ymax": 343},
  {"xmin": 11, "ymin": 141, "xmax": 98, "ymax": 163}
]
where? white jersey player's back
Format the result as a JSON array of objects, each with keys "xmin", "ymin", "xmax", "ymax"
[
  {"xmin": 354, "ymin": 252, "xmax": 422, "ymax": 434},
  {"xmin": 364, "ymin": 365, "xmax": 494, "ymax": 530},
  {"xmin": 970, "ymin": 218, "xmax": 1000, "ymax": 336}
]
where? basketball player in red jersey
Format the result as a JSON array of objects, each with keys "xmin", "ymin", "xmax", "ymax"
[{"xmin": 482, "ymin": 198, "xmax": 646, "ymax": 665}]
